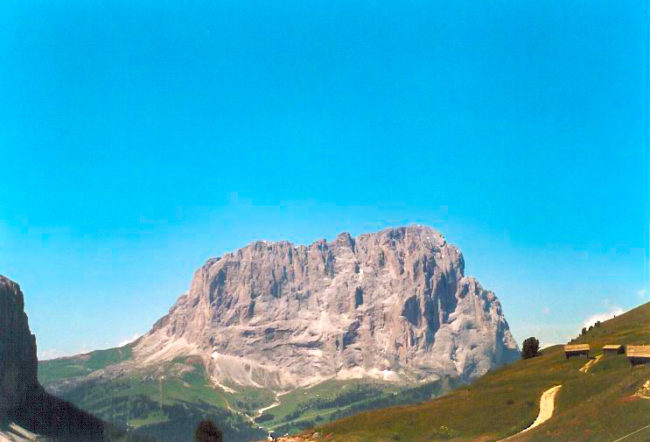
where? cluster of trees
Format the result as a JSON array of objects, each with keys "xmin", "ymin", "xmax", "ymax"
[
  {"xmin": 234, "ymin": 389, "xmax": 277, "ymax": 413},
  {"xmin": 273, "ymin": 418, "xmax": 316, "ymax": 436},
  {"xmin": 581, "ymin": 320, "xmax": 601, "ymax": 337},
  {"xmin": 276, "ymin": 380, "xmax": 455, "ymax": 436},
  {"xmin": 255, "ymin": 413, "xmax": 275, "ymax": 423},
  {"xmin": 269, "ymin": 380, "xmax": 452, "ymax": 436},
  {"xmin": 311, "ymin": 384, "xmax": 384, "ymax": 410},
  {"xmin": 129, "ymin": 401, "xmax": 264, "ymax": 441},
  {"xmin": 272, "ymin": 383, "xmax": 384, "ymax": 424}
]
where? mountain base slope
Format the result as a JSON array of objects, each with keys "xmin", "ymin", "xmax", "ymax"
[{"xmin": 288, "ymin": 302, "xmax": 650, "ymax": 441}]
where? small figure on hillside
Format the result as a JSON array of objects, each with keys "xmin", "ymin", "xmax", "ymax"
[
  {"xmin": 267, "ymin": 431, "xmax": 278, "ymax": 441},
  {"xmin": 521, "ymin": 337, "xmax": 540, "ymax": 359},
  {"xmin": 194, "ymin": 419, "xmax": 223, "ymax": 442}
]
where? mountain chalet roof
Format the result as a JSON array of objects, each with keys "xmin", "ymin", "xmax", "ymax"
[
  {"xmin": 626, "ymin": 345, "xmax": 650, "ymax": 358},
  {"xmin": 603, "ymin": 344, "xmax": 623, "ymax": 350},
  {"xmin": 564, "ymin": 344, "xmax": 590, "ymax": 352}
]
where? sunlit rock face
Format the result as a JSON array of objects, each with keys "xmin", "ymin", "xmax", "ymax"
[
  {"xmin": 135, "ymin": 226, "xmax": 519, "ymax": 390},
  {"xmin": 0, "ymin": 275, "xmax": 38, "ymax": 412}
]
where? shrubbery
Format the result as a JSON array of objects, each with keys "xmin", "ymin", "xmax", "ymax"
[
  {"xmin": 521, "ymin": 337, "xmax": 540, "ymax": 359},
  {"xmin": 193, "ymin": 419, "xmax": 223, "ymax": 442}
]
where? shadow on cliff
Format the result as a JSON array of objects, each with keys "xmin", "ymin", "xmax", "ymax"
[{"xmin": 1, "ymin": 386, "xmax": 151, "ymax": 441}]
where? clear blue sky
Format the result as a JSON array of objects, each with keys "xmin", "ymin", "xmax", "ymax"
[{"xmin": 1, "ymin": 0, "xmax": 648, "ymax": 359}]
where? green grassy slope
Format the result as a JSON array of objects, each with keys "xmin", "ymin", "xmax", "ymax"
[
  {"xmin": 262, "ymin": 377, "xmax": 459, "ymax": 435},
  {"xmin": 39, "ymin": 351, "xmax": 457, "ymax": 440},
  {"xmin": 519, "ymin": 302, "xmax": 650, "ymax": 442},
  {"xmin": 310, "ymin": 302, "xmax": 650, "ymax": 441},
  {"xmin": 38, "ymin": 345, "xmax": 133, "ymax": 385},
  {"xmin": 40, "ymin": 353, "xmax": 265, "ymax": 441}
]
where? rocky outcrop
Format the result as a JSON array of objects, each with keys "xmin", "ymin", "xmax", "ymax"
[
  {"xmin": 0, "ymin": 276, "xmax": 38, "ymax": 412},
  {"xmin": 0, "ymin": 276, "xmax": 113, "ymax": 441},
  {"xmin": 135, "ymin": 226, "xmax": 519, "ymax": 389}
]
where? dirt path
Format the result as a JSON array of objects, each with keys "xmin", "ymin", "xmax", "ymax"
[
  {"xmin": 257, "ymin": 391, "xmax": 283, "ymax": 416},
  {"xmin": 500, "ymin": 385, "xmax": 563, "ymax": 441},
  {"xmin": 223, "ymin": 396, "xmax": 267, "ymax": 431},
  {"xmin": 525, "ymin": 385, "xmax": 563, "ymax": 430},
  {"xmin": 498, "ymin": 354, "xmax": 604, "ymax": 441},
  {"xmin": 225, "ymin": 390, "xmax": 290, "ymax": 435},
  {"xmin": 634, "ymin": 379, "xmax": 650, "ymax": 400},
  {"xmin": 612, "ymin": 424, "xmax": 650, "ymax": 442},
  {"xmin": 579, "ymin": 355, "xmax": 602, "ymax": 373}
]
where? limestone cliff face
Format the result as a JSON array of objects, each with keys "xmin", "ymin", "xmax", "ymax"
[
  {"xmin": 135, "ymin": 226, "xmax": 519, "ymax": 389},
  {"xmin": 0, "ymin": 276, "xmax": 38, "ymax": 412}
]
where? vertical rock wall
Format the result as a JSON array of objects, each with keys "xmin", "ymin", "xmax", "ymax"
[{"xmin": 0, "ymin": 275, "xmax": 38, "ymax": 412}]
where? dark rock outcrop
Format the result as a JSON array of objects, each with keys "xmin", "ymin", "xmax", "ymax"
[
  {"xmin": 0, "ymin": 275, "xmax": 118, "ymax": 441},
  {"xmin": 0, "ymin": 276, "xmax": 38, "ymax": 412}
]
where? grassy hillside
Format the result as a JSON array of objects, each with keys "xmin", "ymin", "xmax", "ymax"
[
  {"xmin": 261, "ymin": 377, "xmax": 460, "ymax": 435},
  {"xmin": 40, "ymin": 353, "xmax": 265, "ymax": 441},
  {"xmin": 304, "ymin": 302, "xmax": 650, "ymax": 441},
  {"xmin": 38, "ymin": 345, "xmax": 133, "ymax": 385},
  {"xmin": 39, "ymin": 351, "xmax": 457, "ymax": 441}
]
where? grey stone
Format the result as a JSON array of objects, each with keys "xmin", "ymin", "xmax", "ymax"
[{"xmin": 134, "ymin": 225, "xmax": 519, "ymax": 390}]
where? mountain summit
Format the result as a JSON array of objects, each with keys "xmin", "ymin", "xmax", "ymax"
[{"xmin": 134, "ymin": 225, "xmax": 519, "ymax": 389}]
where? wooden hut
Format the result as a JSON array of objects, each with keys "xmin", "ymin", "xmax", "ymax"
[
  {"xmin": 626, "ymin": 345, "xmax": 650, "ymax": 366},
  {"xmin": 602, "ymin": 344, "xmax": 624, "ymax": 355},
  {"xmin": 564, "ymin": 344, "xmax": 590, "ymax": 359}
]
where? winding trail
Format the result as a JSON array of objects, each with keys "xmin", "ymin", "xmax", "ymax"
[
  {"xmin": 500, "ymin": 355, "xmax": 603, "ymax": 440},
  {"xmin": 222, "ymin": 390, "xmax": 290, "ymax": 434},
  {"xmin": 500, "ymin": 385, "xmax": 563, "ymax": 441},
  {"xmin": 257, "ymin": 392, "xmax": 283, "ymax": 416},
  {"xmin": 579, "ymin": 355, "xmax": 602, "ymax": 373}
]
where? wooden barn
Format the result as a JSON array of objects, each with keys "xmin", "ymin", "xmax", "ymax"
[
  {"xmin": 626, "ymin": 345, "xmax": 650, "ymax": 366},
  {"xmin": 602, "ymin": 344, "xmax": 624, "ymax": 355},
  {"xmin": 564, "ymin": 344, "xmax": 590, "ymax": 359}
]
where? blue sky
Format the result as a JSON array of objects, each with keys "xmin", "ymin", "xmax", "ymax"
[{"xmin": 0, "ymin": 0, "xmax": 648, "ymax": 359}]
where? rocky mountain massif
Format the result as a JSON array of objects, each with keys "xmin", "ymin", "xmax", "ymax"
[
  {"xmin": 0, "ymin": 275, "xmax": 114, "ymax": 441},
  {"xmin": 39, "ymin": 226, "xmax": 520, "ymax": 440},
  {"xmin": 136, "ymin": 225, "xmax": 519, "ymax": 388}
]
